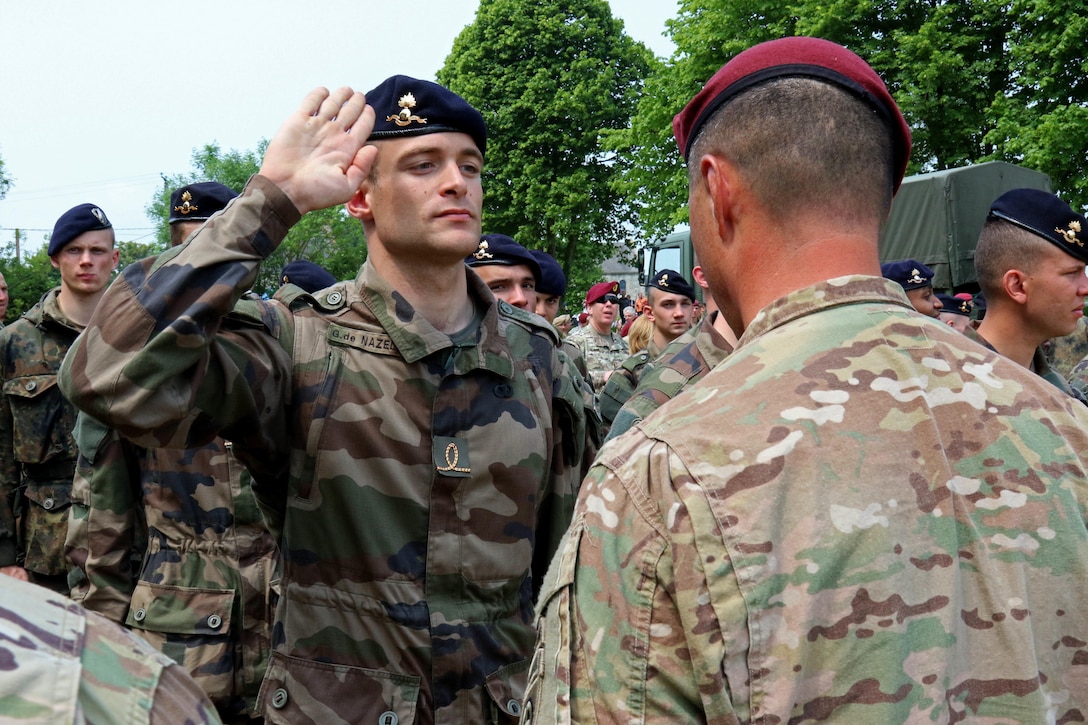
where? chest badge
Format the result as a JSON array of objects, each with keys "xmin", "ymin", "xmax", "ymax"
[{"xmin": 434, "ymin": 436, "xmax": 471, "ymax": 478}]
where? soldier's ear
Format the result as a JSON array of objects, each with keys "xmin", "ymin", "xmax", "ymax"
[
  {"xmin": 346, "ymin": 184, "xmax": 374, "ymax": 222},
  {"xmin": 1002, "ymin": 269, "xmax": 1029, "ymax": 305}
]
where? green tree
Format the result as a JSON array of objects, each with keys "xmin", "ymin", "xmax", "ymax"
[
  {"xmin": 612, "ymin": 0, "xmax": 1088, "ymax": 240},
  {"xmin": 146, "ymin": 142, "xmax": 368, "ymax": 295},
  {"xmin": 438, "ymin": 0, "xmax": 655, "ymax": 301},
  {"xmin": 0, "ymin": 148, "xmax": 11, "ymax": 201},
  {"xmin": 0, "ymin": 243, "xmax": 59, "ymax": 321}
]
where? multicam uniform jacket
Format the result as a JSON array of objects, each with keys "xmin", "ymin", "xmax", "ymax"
[
  {"xmin": 965, "ymin": 326, "xmax": 1087, "ymax": 403},
  {"xmin": 0, "ymin": 288, "xmax": 82, "ymax": 581},
  {"xmin": 524, "ymin": 276, "xmax": 1088, "ymax": 724},
  {"xmin": 564, "ymin": 324, "xmax": 627, "ymax": 393},
  {"xmin": 605, "ymin": 310, "xmax": 734, "ymax": 443},
  {"xmin": 0, "ymin": 574, "xmax": 222, "ymax": 724},
  {"xmin": 66, "ymin": 413, "xmax": 277, "ymax": 719},
  {"xmin": 59, "ymin": 175, "xmax": 588, "ymax": 725},
  {"xmin": 597, "ymin": 340, "xmax": 661, "ymax": 432}
]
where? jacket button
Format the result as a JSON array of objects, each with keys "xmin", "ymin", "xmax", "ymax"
[
  {"xmin": 133, "ymin": 608, "xmax": 146, "ymax": 622},
  {"xmin": 378, "ymin": 711, "xmax": 398, "ymax": 725},
  {"xmin": 207, "ymin": 614, "xmax": 222, "ymax": 630},
  {"xmin": 508, "ymin": 699, "xmax": 522, "ymax": 715},
  {"xmin": 326, "ymin": 291, "xmax": 343, "ymax": 305},
  {"xmin": 24, "ymin": 380, "xmax": 36, "ymax": 392},
  {"xmin": 271, "ymin": 688, "xmax": 288, "ymax": 709},
  {"xmin": 42, "ymin": 497, "xmax": 55, "ymax": 510}
]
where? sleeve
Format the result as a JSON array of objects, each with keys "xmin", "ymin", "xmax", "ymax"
[
  {"xmin": 523, "ymin": 434, "xmax": 740, "ymax": 725},
  {"xmin": 58, "ymin": 175, "xmax": 297, "ymax": 466},
  {"xmin": 66, "ymin": 412, "xmax": 141, "ymax": 621}
]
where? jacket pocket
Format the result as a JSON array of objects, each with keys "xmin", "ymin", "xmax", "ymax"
[
  {"xmin": 125, "ymin": 581, "xmax": 238, "ymax": 703},
  {"xmin": 3, "ymin": 374, "xmax": 73, "ymax": 464},
  {"xmin": 258, "ymin": 650, "xmax": 420, "ymax": 724}
]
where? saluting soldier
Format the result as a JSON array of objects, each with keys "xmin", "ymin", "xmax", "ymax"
[{"xmin": 60, "ymin": 77, "xmax": 587, "ymax": 724}]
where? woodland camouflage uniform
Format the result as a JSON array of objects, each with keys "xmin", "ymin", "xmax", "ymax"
[
  {"xmin": 66, "ymin": 414, "xmax": 277, "ymax": 719},
  {"xmin": 604, "ymin": 309, "xmax": 734, "ymax": 443},
  {"xmin": 60, "ymin": 175, "xmax": 589, "ymax": 724},
  {"xmin": 525, "ymin": 277, "xmax": 1088, "ymax": 723},
  {"xmin": 0, "ymin": 288, "xmax": 83, "ymax": 589}
]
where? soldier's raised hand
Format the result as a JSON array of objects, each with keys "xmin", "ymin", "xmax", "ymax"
[{"xmin": 260, "ymin": 86, "xmax": 378, "ymax": 215}]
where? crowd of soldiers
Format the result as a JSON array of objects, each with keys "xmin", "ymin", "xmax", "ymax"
[{"xmin": 1, "ymin": 35, "xmax": 1087, "ymax": 724}]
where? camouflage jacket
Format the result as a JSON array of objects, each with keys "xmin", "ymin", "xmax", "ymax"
[
  {"xmin": 0, "ymin": 287, "xmax": 82, "ymax": 574},
  {"xmin": 564, "ymin": 323, "xmax": 627, "ymax": 393},
  {"xmin": 66, "ymin": 413, "xmax": 278, "ymax": 719},
  {"xmin": 605, "ymin": 310, "xmax": 734, "ymax": 443},
  {"xmin": 597, "ymin": 340, "xmax": 662, "ymax": 432},
  {"xmin": 524, "ymin": 276, "xmax": 1088, "ymax": 723},
  {"xmin": 59, "ymin": 175, "xmax": 588, "ymax": 725},
  {"xmin": 0, "ymin": 574, "xmax": 222, "ymax": 724}
]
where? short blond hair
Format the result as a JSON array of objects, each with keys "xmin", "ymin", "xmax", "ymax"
[{"xmin": 627, "ymin": 315, "xmax": 654, "ymax": 354}]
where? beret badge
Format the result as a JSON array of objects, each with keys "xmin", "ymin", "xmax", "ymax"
[
  {"xmin": 173, "ymin": 191, "xmax": 197, "ymax": 217},
  {"xmin": 472, "ymin": 239, "xmax": 493, "ymax": 260},
  {"xmin": 907, "ymin": 268, "xmax": 925, "ymax": 285},
  {"xmin": 389, "ymin": 93, "xmax": 427, "ymax": 128},
  {"xmin": 1057, "ymin": 220, "xmax": 1083, "ymax": 247}
]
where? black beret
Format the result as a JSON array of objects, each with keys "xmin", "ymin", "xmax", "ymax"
[
  {"xmin": 49, "ymin": 203, "xmax": 112, "ymax": 256},
  {"xmin": 169, "ymin": 182, "xmax": 238, "ymax": 224},
  {"xmin": 881, "ymin": 259, "xmax": 935, "ymax": 291},
  {"xmin": 530, "ymin": 250, "xmax": 567, "ymax": 296},
  {"xmin": 280, "ymin": 260, "xmax": 336, "ymax": 294},
  {"xmin": 366, "ymin": 75, "xmax": 486, "ymax": 155},
  {"xmin": 936, "ymin": 293, "xmax": 973, "ymax": 317},
  {"xmin": 989, "ymin": 188, "xmax": 1088, "ymax": 264},
  {"xmin": 466, "ymin": 234, "xmax": 541, "ymax": 282},
  {"xmin": 673, "ymin": 37, "xmax": 911, "ymax": 193},
  {"xmin": 647, "ymin": 268, "xmax": 696, "ymax": 301}
]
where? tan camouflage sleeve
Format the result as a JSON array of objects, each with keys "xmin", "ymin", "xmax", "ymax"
[
  {"xmin": 525, "ymin": 432, "xmax": 741, "ymax": 724},
  {"xmin": 59, "ymin": 175, "xmax": 298, "ymax": 457}
]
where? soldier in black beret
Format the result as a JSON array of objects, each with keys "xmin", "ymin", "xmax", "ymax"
[
  {"xmin": 936, "ymin": 292, "xmax": 973, "ymax": 333},
  {"xmin": 464, "ymin": 233, "xmax": 541, "ymax": 311},
  {"xmin": 168, "ymin": 182, "xmax": 238, "ymax": 247},
  {"xmin": 0, "ymin": 202, "xmax": 118, "ymax": 592},
  {"xmin": 280, "ymin": 259, "xmax": 336, "ymax": 294},
  {"xmin": 644, "ymin": 268, "xmax": 696, "ymax": 355},
  {"xmin": 531, "ymin": 250, "xmax": 567, "ymax": 323},
  {"xmin": 972, "ymin": 187, "xmax": 1088, "ymax": 398},
  {"xmin": 880, "ymin": 259, "xmax": 943, "ymax": 318},
  {"xmin": 57, "ymin": 79, "xmax": 594, "ymax": 722}
]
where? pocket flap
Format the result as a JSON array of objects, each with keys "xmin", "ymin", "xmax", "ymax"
[
  {"xmin": 3, "ymin": 374, "xmax": 58, "ymax": 400},
  {"xmin": 125, "ymin": 580, "xmax": 235, "ymax": 635},
  {"xmin": 485, "ymin": 658, "xmax": 530, "ymax": 719}
]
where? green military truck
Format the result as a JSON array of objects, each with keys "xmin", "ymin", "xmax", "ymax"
[{"xmin": 640, "ymin": 161, "xmax": 1052, "ymax": 294}]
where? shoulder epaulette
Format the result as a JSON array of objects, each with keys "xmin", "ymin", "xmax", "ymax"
[{"xmin": 497, "ymin": 301, "xmax": 560, "ymax": 345}]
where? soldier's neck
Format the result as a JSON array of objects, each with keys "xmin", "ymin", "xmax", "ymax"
[
  {"xmin": 370, "ymin": 256, "xmax": 476, "ymax": 335},
  {"xmin": 55, "ymin": 286, "xmax": 106, "ymax": 329}
]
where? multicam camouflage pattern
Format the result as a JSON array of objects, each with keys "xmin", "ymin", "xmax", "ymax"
[
  {"xmin": 66, "ymin": 413, "xmax": 277, "ymax": 719},
  {"xmin": 605, "ymin": 310, "xmax": 734, "ymax": 443},
  {"xmin": 0, "ymin": 574, "xmax": 222, "ymax": 724},
  {"xmin": 0, "ymin": 288, "xmax": 82, "ymax": 581},
  {"xmin": 525, "ymin": 276, "xmax": 1088, "ymax": 723},
  {"xmin": 59, "ymin": 175, "xmax": 588, "ymax": 725},
  {"xmin": 1045, "ymin": 315, "xmax": 1088, "ymax": 378},
  {"xmin": 564, "ymin": 323, "xmax": 627, "ymax": 393}
]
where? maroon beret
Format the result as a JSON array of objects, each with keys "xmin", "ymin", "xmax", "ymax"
[
  {"xmin": 673, "ymin": 36, "xmax": 912, "ymax": 192},
  {"xmin": 585, "ymin": 280, "xmax": 620, "ymax": 306}
]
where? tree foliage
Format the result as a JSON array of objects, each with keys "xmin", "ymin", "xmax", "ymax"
[
  {"xmin": 146, "ymin": 142, "xmax": 367, "ymax": 295},
  {"xmin": 612, "ymin": 0, "xmax": 1088, "ymax": 242},
  {"xmin": 0, "ymin": 148, "xmax": 11, "ymax": 201},
  {"xmin": 0, "ymin": 242, "xmax": 60, "ymax": 322},
  {"xmin": 438, "ymin": 0, "xmax": 655, "ymax": 301}
]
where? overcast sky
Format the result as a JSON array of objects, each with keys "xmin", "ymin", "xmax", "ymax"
[{"xmin": 0, "ymin": 1, "xmax": 678, "ymax": 255}]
